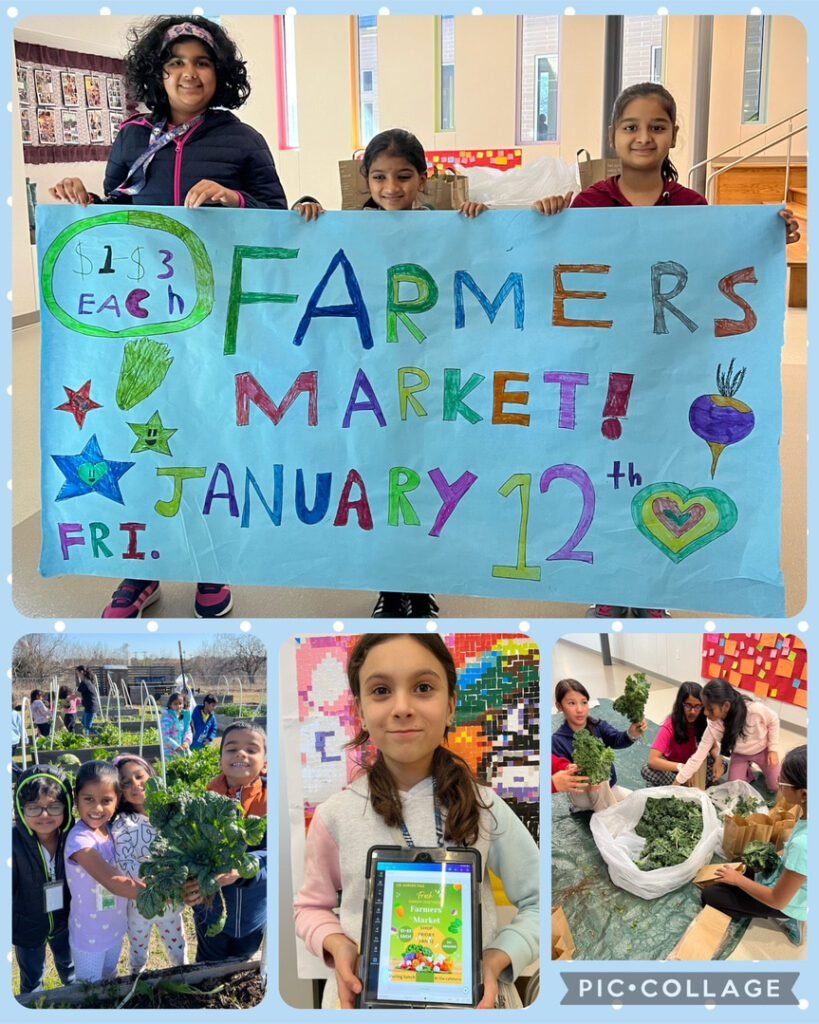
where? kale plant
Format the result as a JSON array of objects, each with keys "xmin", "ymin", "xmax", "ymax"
[
  {"xmin": 136, "ymin": 782, "xmax": 266, "ymax": 936},
  {"xmin": 612, "ymin": 672, "xmax": 651, "ymax": 726},
  {"xmin": 741, "ymin": 841, "xmax": 780, "ymax": 875},
  {"xmin": 634, "ymin": 797, "xmax": 703, "ymax": 870},
  {"xmin": 732, "ymin": 796, "xmax": 766, "ymax": 818},
  {"xmin": 571, "ymin": 729, "xmax": 616, "ymax": 785}
]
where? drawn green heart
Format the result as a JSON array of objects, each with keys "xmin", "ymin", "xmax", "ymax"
[
  {"xmin": 78, "ymin": 460, "xmax": 109, "ymax": 487},
  {"xmin": 631, "ymin": 482, "xmax": 738, "ymax": 564}
]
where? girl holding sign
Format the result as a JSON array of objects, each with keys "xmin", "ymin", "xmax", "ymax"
[
  {"xmin": 296, "ymin": 129, "xmax": 486, "ymax": 618},
  {"xmin": 49, "ymin": 15, "xmax": 288, "ymax": 619},
  {"xmin": 533, "ymin": 81, "xmax": 799, "ymax": 620},
  {"xmin": 294, "ymin": 634, "xmax": 539, "ymax": 1009}
]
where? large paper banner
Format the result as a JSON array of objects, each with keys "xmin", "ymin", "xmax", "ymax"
[{"xmin": 38, "ymin": 205, "xmax": 786, "ymax": 613}]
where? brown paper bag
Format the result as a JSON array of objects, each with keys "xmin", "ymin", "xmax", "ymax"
[
  {"xmin": 746, "ymin": 813, "xmax": 774, "ymax": 845},
  {"xmin": 552, "ymin": 906, "xmax": 575, "ymax": 961},
  {"xmin": 693, "ymin": 863, "xmax": 745, "ymax": 889},
  {"xmin": 576, "ymin": 148, "xmax": 621, "ymax": 190},
  {"xmin": 667, "ymin": 906, "xmax": 732, "ymax": 961},
  {"xmin": 722, "ymin": 815, "xmax": 749, "ymax": 859},
  {"xmin": 338, "ymin": 157, "xmax": 370, "ymax": 210},
  {"xmin": 690, "ymin": 760, "xmax": 708, "ymax": 790}
]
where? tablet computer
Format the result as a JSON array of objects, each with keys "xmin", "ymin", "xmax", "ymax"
[{"xmin": 357, "ymin": 845, "xmax": 483, "ymax": 1009}]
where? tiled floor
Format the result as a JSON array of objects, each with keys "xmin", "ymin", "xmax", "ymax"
[
  {"xmin": 10, "ymin": 309, "xmax": 808, "ymax": 618},
  {"xmin": 552, "ymin": 639, "xmax": 807, "ymax": 961}
]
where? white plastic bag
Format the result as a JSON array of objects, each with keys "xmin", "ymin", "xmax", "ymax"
[
  {"xmin": 455, "ymin": 157, "xmax": 580, "ymax": 207},
  {"xmin": 706, "ymin": 780, "xmax": 766, "ymax": 821},
  {"xmin": 589, "ymin": 787, "xmax": 720, "ymax": 900}
]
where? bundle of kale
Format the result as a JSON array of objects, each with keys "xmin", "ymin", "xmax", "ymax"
[
  {"xmin": 572, "ymin": 728, "xmax": 616, "ymax": 785},
  {"xmin": 612, "ymin": 672, "xmax": 651, "ymax": 727},
  {"xmin": 741, "ymin": 840, "xmax": 780, "ymax": 875},
  {"xmin": 634, "ymin": 797, "xmax": 703, "ymax": 871},
  {"xmin": 136, "ymin": 783, "xmax": 266, "ymax": 936}
]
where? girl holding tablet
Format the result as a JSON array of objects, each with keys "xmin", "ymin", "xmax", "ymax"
[{"xmin": 294, "ymin": 634, "xmax": 539, "ymax": 1009}]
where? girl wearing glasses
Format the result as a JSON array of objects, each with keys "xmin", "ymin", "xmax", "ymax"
[
  {"xmin": 641, "ymin": 682, "xmax": 727, "ymax": 787},
  {"xmin": 12, "ymin": 766, "xmax": 75, "ymax": 994},
  {"xmin": 702, "ymin": 745, "xmax": 807, "ymax": 946}
]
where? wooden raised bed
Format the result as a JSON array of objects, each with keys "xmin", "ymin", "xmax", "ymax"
[{"xmin": 23, "ymin": 744, "xmax": 162, "ymax": 766}]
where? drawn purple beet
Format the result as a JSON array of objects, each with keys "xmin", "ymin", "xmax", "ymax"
[{"xmin": 688, "ymin": 359, "xmax": 755, "ymax": 478}]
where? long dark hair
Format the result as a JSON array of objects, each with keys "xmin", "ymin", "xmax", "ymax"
[
  {"xmin": 781, "ymin": 745, "xmax": 807, "ymax": 791},
  {"xmin": 114, "ymin": 754, "xmax": 155, "ymax": 815},
  {"xmin": 554, "ymin": 678, "xmax": 600, "ymax": 733},
  {"xmin": 610, "ymin": 81, "xmax": 679, "ymax": 182},
  {"xmin": 702, "ymin": 680, "xmax": 749, "ymax": 755},
  {"xmin": 360, "ymin": 128, "xmax": 427, "ymax": 210},
  {"xmin": 670, "ymin": 681, "xmax": 706, "ymax": 745},
  {"xmin": 347, "ymin": 633, "xmax": 489, "ymax": 846},
  {"xmin": 74, "ymin": 760, "xmax": 121, "ymax": 800},
  {"xmin": 125, "ymin": 15, "xmax": 250, "ymax": 120}
]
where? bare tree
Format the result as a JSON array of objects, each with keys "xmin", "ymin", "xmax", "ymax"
[
  {"xmin": 13, "ymin": 634, "xmax": 66, "ymax": 683},
  {"xmin": 219, "ymin": 635, "xmax": 267, "ymax": 686}
]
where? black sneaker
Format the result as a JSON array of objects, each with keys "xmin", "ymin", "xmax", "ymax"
[
  {"xmin": 372, "ymin": 592, "xmax": 409, "ymax": 617},
  {"xmin": 406, "ymin": 593, "xmax": 439, "ymax": 619}
]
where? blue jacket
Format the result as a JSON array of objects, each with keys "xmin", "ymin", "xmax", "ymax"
[
  {"xmin": 552, "ymin": 719, "xmax": 634, "ymax": 786},
  {"xmin": 191, "ymin": 705, "xmax": 218, "ymax": 750},
  {"xmin": 100, "ymin": 109, "xmax": 287, "ymax": 209}
]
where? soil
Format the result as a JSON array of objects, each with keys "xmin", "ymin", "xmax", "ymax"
[{"xmin": 40, "ymin": 970, "xmax": 265, "ymax": 1010}]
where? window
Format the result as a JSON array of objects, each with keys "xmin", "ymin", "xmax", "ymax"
[
  {"xmin": 274, "ymin": 13, "xmax": 298, "ymax": 149},
  {"xmin": 357, "ymin": 15, "xmax": 379, "ymax": 145},
  {"xmin": 621, "ymin": 16, "xmax": 666, "ymax": 89},
  {"xmin": 517, "ymin": 16, "xmax": 559, "ymax": 144},
  {"xmin": 438, "ymin": 16, "xmax": 455, "ymax": 131},
  {"xmin": 742, "ymin": 14, "xmax": 770, "ymax": 123}
]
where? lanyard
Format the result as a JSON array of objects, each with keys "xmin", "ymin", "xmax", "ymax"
[
  {"xmin": 108, "ymin": 115, "xmax": 204, "ymax": 197},
  {"xmin": 398, "ymin": 783, "xmax": 445, "ymax": 849}
]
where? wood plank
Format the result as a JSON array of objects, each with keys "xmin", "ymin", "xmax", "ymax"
[{"xmin": 714, "ymin": 164, "xmax": 807, "ymax": 205}]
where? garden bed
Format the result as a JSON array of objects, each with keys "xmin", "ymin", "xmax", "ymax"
[
  {"xmin": 20, "ymin": 744, "xmax": 162, "ymax": 766},
  {"xmin": 16, "ymin": 958, "xmax": 264, "ymax": 1009}
]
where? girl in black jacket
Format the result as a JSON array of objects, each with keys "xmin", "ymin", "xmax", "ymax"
[
  {"xmin": 13, "ymin": 766, "xmax": 75, "ymax": 994},
  {"xmin": 49, "ymin": 15, "xmax": 288, "ymax": 621}
]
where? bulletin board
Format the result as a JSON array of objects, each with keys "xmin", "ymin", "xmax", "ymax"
[
  {"xmin": 426, "ymin": 147, "xmax": 523, "ymax": 171},
  {"xmin": 701, "ymin": 633, "xmax": 807, "ymax": 707}
]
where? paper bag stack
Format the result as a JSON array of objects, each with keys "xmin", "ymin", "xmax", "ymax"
[
  {"xmin": 667, "ymin": 906, "xmax": 732, "ymax": 961},
  {"xmin": 552, "ymin": 907, "xmax": 576, "ymax": 961},
  {"xmin": 692, "ymin": 862, "xmax": 745, "ymax": 889},
  {"xmin": 722, "ymin": 795, "xmax": 801, "ymax": 859}
]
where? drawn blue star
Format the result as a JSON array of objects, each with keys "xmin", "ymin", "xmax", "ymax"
[{"xmin": 51, "ymin": 434, "xmax": 135, "ymax": 504}]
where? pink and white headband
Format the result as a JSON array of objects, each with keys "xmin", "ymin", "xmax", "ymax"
[{"xmin": 163, "ymin": 21, "xmax": 215, "ymax": 50}]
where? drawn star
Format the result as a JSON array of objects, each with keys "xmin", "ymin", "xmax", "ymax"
[
  {"xmin": 55, "ymin": 379, "xmax": 102, "ymax": 429},
  {"xmin": 127, "ymin": 410, "xmax": 177, "ymax": 457},
  {"xmin": 51, "ymin": 434, "xmax": 135, "ymax": 504}
]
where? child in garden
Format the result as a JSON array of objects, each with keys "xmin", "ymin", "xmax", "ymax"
[
  {"xmin": 191, "ymin": 694, "xmax": 219, "ymax": 749},
  {"xmin": 59, "ymin": 686, "xmax": 81, "ymax": 734},
  {"xmin": 552, "ymin": 678, "xmax": 646, "ymax": 811},
  {"xmin": 295, "ymin": 129, "xmax": 486, "ymax": 619},
  {"xmin": 48, "ymin": 14, "xmax": 287, "ymax": 620},
  {"xmin": 65, "ymin": 761, "xmax": 145, "ymax": 982},
  {"xmin": 701, "ymin": 744, "xmax": 806, "ymax": 945},
  {"xmin": 533, "ymin": 81, "xmax": 799, "ymax": 619},
  {"xmin": 641, "ymin": 681, "xmax": 726, "ymax": 787},
  {"xmin": 293, "ymin": 633, "xmax": 539, "ymax": 1009},
  {"xmin": 13, "ymin": 766, "xmax": 75, "ymax": 993},
  {"xmin": 673, "ymin": 679, "xmax": 780, "ymax": 790},
  {"xmin": 110, "ymin": 755, "xmax": 188, "ymax": 972},
  {"xmin": 161, "ymin": 692, "xmax": 193, "ymax": 760},
  {"xmin": 183, "ymin": 721, "xmax": 267, "ymax": 962},
  {"xmin": 30, "ymin": 690, "xmax": 52, "ymax": 738}
]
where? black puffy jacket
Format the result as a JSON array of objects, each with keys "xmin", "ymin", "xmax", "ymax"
[
  {"xmin": 100, "ymin": 109, "xmax": 287, "ymax": 210},
  {"xmin": 12, "ymin": 765, "xmax": 74, "ymax": 949}
]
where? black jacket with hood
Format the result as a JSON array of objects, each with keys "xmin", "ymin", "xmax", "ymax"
[{"xmin": 12, "ymin": 765, "xmax": 74, "ymax": 948}]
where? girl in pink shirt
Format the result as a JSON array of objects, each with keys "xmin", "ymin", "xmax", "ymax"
[
  {"xmin": 641, "ymin": 682, "xmax": 727, "ymax": 787},
  {"xmin": 673, "ymin": 680, "xmax": 780, "ymax": 790}
]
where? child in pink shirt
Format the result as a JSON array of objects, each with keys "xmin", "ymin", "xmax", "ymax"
[{"xmin": 673, "ymin": 680, "xmax": 780, "ymax": 790}]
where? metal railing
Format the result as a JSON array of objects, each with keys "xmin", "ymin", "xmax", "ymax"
[{"xmin": 688, "ymin": 108, "xmax": 807, "ymax": 205}]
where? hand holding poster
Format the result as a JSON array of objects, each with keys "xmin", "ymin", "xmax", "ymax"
[{"xmin": 37, "ymin": 205, "xmax": 785, "ymax": 614}]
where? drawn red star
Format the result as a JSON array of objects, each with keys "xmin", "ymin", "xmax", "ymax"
[{"xmin": 55, "ymin": 379, "xmax": 102, "ymax": 429}]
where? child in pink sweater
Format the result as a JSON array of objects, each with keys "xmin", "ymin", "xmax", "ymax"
[{"xmin": 673, "ymin": 679, "xmax": 780, "ymax": 790}]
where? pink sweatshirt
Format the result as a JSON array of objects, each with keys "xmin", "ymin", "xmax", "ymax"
[{"xmin": 676, "ymin": 700, "xmax": 780, "ymax": 784}]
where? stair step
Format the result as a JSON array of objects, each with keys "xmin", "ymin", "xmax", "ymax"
[{"xmin": 789, "ymin": 186, "xmax": 808, "ymax": 206}]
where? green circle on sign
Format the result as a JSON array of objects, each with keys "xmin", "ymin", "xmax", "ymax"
[
  {"xmin": 40, "ymin": 210, "xmax": 214, "ymax": 339},
  {"xmin": 442, "ymin": 938, "xmax": 458, "ymax": 954},
  {"xmin": 399, "ymin": 928, "xmax": 412, "ymax": 941}
]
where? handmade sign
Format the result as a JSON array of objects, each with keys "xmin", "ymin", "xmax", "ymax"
[{"xmin": 38, "ymin": 205, "xmax": 786, "ymax": 613}]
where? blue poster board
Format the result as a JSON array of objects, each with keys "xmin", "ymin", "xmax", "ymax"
[{"xmin": 37, "ymin": 205, "xmax": 786, "ymax": 614}]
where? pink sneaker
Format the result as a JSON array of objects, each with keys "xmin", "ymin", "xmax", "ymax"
[
  {"xmin": 194, "ymin": 583, "xmax": 233, "ymax": 618},
  {"xmin": 632, "ymin": 607, "xmax": 671, "ymax": 618},
  {"xmin": 101, "ymin": 579, "xmax": 160, "ymax": 619},
  {"xmin": 590, "ymin": 604, "xmax": 629, "ymax": 618}
]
